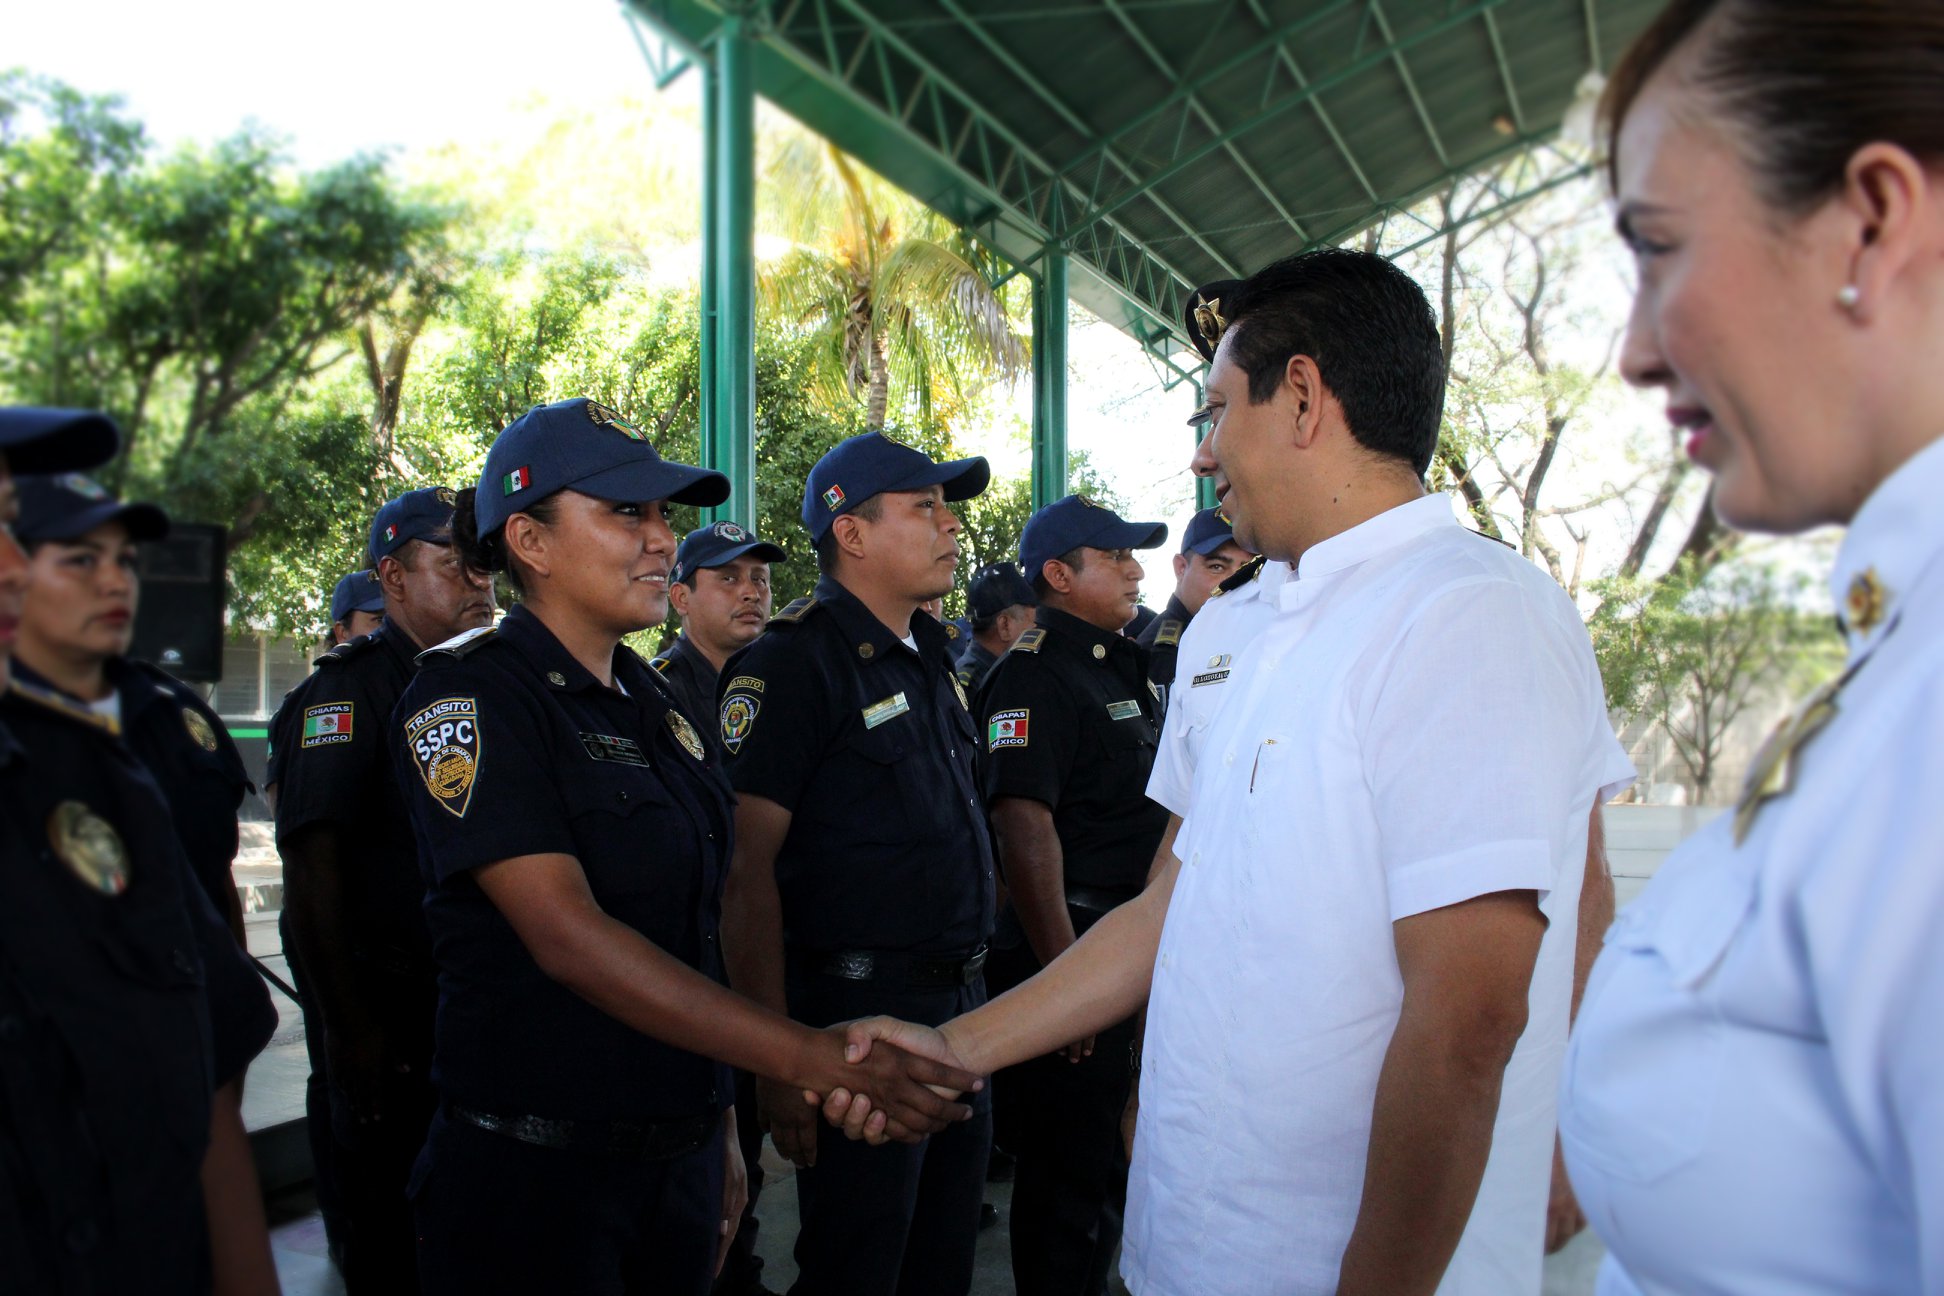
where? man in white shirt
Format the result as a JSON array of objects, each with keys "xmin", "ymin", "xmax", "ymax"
[{"xmin": 827, "ymin": 248, "xmax": 1632, "ymax": 1296}]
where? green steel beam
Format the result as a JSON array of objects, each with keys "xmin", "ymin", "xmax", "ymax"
[
  {"xmin": 1065, "ymin": 0, "xmax": 1508, "ymax": 235},
  {"xmin": 699, "ymin": 47, "xmax": 720, "ymax": 509},
  {"xmin": 1031, "ymin": 251, "xmax": 1069, "ymax": 511},
  {"xmin": 706, "ymin": 15, "xmax": 758, "ymax": 526},
  {"xmin": 1098, "ymin": 0, "xmax": 1313, "ymax": 245},
  {"xmin": 1242, "ymin": 0, "xmax": 1380, "ymax": 205},
  {"xmin": 1480, "ymin": 9, "xmax": 1527, "ymax": 134},
  {"xmin": 1368, "ymin": 0, "xmax": 1451, "ymax": 168}
]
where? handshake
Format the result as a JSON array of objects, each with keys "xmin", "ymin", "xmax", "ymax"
[{"xmin": 762, "ymin": 1016, "xmax": 978, "ymax": 1167}]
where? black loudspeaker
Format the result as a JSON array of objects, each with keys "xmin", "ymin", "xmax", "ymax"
[{"xmin": 129, "ymin": 523, "xmax": 228, "ymax": 684}]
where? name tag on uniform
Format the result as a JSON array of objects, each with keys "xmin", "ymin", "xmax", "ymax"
[
  {"xmin": 1191, "ymin": 669, "xmax": 1230, "ymax": 687},
  {"xmin": 862, "ymin": 692, "xmax": 910, "ymax": 729},
  {"xmin": 580, "ymin": 732, "xmax": 649, "ymax": 765},
  {"xmin": 1105, "ymin": 699, "xmax": 1143, "ymax": 721}
]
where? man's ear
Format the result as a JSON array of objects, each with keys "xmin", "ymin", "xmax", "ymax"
[
  {"xmin": 375, "ymin": 554, "xmax": 406, "ymax": 602},
  {"xmin": 667, "ymin": 582, "xmax": 692, "ymax": 618},
  {"xmin": 1172, "ymin": 552, "xmax": 1189, "ymax": 583},
  {"xmin": 830, "ymin": 512, "xmax": 869, "ymax": 563},
  {"xmin": 1283, "ymin": 354, "xmax": 1326, "ymax": 451},
  {"xmin": 1040, "ymin": 558, "xmax": 1077, "ymax": 596}
]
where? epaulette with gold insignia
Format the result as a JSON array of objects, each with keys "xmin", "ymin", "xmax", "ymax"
[
  {"xmin": 770, "ymin": 596, "xmax": 819, "ymax": 625},
  {"xmin": 6, "ymin": 678, "xmax": 120, "ymax": 736},
  {"xmin": 649, "ymin": 655, "xmax": 673, "ymax": 674},
  {"xmin": 1154, "ymin": 618, "xmax": 1184, "ymax": 648},
  {"xmin": 416, "ymin": 624, "xmax": 497, "ymax": 665},
  {"xmin": 1013, "ymin": 628, "xmax": 1047, "ymax": 654},
  {"xmin": 1213, "ymin": 555, "xmax": 1266, "ymax": 597},
  {"xmin": 945, "ymin": 622, "xmax": 961, "ymax": 641}
]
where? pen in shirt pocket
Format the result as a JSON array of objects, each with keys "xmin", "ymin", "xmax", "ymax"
[{"xmin": 1249, "ymin": 738, "xmax": 1278, "ymax": 793}]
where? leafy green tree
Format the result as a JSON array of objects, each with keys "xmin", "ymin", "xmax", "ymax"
[{"xmin": 1589, "ymin": 558, "xmax": 1842, "ymax": 801}]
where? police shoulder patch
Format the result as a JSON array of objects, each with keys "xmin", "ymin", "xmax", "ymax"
[
  {"xmin": 770, "ymin": 596, "xmax": 819, "ymax": 625},
  {"xmin": 987, "ymin": 708, "xmax": 1030, "ymax": 749},
  {"xmin": 1012, "ymin": 628, "xmax": 1047, "ymax": 654},
  {"xmin": 403, "ymin": 697, "xmax": 480, "ymax": 818},
  {"xmin": 301, "ymin": 702, "xmax": 354, "ymax": 748},
  {"xmin": 1154, "ymin": 618, "xmax": 1184, "ymax": 648},
  {"xmin": 417, "ymin": 624, "xmax": 497, "ymax": 664},
  {"xmin": 720, "ymin": 689, "xmax": 761, "ymax": 754}
]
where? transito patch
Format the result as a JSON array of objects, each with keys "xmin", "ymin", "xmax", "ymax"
[
  {"xmin": 301, "ymin": 702, "xmax": 354, "ymax": 748},
  {"xmin": 988, "ymin": 708, "xmax": 1029, "ymax": 749},
  {"xmin": 720, "ymin": 691, "xmax": 761, "ymax": 754},
  {"xmin": 404, "ymin": 697, "xmax": 481, "ymax": 819}
]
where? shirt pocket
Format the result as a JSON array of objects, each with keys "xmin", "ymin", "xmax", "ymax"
[
  {"xmin": 561, "ymin": 764, "xmax": 692, "ymax": 909},
  {"xmin": 90, "ymin": 886, "xmax": 213, "ymax": 1158},
  {"xmin": 1560, "ymin": 888, "xmax": 1740, "ymax": 1186}
]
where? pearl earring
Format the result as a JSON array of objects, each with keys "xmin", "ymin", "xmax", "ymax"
[{"xmin": 1836, "ymin": 284, "xmax": 1862, "ymax": 311}]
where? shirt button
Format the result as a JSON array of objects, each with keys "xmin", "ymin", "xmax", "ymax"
[
  {"xmin": 171, "ymin": 949, "xmax": 196, "ymax": 976},
  {"xmin": 65, "ymin": 1219, "xmax": 99, "ymax": 1253},
  {"xmin": 618, "ymin": 791, "xmax": 629, "ymax": 802},
  {"xmin": 1223, "ymin": 751, "xmax": 1235, "ymax": 766}
]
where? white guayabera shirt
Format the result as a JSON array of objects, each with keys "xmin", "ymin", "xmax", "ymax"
[
  {"xmin": 1123, "ymin": 492, "xmax": 1633, "ymax": 1296},
  {"xmin": 1561, "ymin": 436, "xmax": 1944, "ymax": 1296}
]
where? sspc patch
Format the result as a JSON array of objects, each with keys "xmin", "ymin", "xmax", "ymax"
[
  {"xmin": 404, "ymin": 697, "xmax": 481, "ymax": 818},
  {"xmin": 301, "ymin": 702, "xmax": 354, "ymax": 748},
  {"xmin": 720, "ymin": 691, "xmax": 761, "ymax": 754},
  {"xmin": 988, "ymin": 709, "xmax": 1029, "ymax": 749}
]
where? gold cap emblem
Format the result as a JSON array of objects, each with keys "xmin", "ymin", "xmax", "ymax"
[
  {"xmin": 49, "ymin": 801, "xmax": 131, "ymax": 896},
  {"xmin": 1192, "ymin": 294, "xmax": 1228, "ymax": 352}
]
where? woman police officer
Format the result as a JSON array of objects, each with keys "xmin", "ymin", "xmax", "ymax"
[
  {"xmin": 0, "ymin": 408, "xmax": 278, "ymax": 1294},
  {"xmin": 1557, "ymin": 3, "xmax": 1944, "ymax": 1292},
  {"xmin": 391, "ymin": 398, "xmax": 978, "ymax": 1295},
  {"xmin": 11, "ymin": 472, "xmax": 257, "ymax": 945}
]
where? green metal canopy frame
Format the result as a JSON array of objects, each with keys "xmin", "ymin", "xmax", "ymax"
[{"xmin": 624, "ymin": 0, "xmax": 1663, "ymax": 520}]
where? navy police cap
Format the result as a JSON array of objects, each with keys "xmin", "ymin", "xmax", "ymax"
[
  {"xmin": 15, "ymin": 473, "xmax": 169, "ymax": 545},
  {"xmin": 672, "ymin": 520, "xmax": 787, "ymax": 587},
  {"xmin": 800, "ymin": 432, "xmax": 989, "ymax": 544},
  {"xmin": 1019, "ymin": 494, "xmax": 1168, "ymax": 580},
  {"xmin": 1179, "ymin": 505, "xmax": 1238, "ymax": 556},
  {"xmin": 478, "ymin": 398, "xmax": 729, "ymax": 536},
  {"xmin": 0, "ymin": 407, "xmax": 120, "ymax": 475},
  {"xmin": 369, "ymin": 486, "xmax": 460, "ymax": 566},
  {"xmin": 966, "ymin": 561, "xmax": 1037, "ymax": 620},
  {"xmin": 329, "ymin": 570, "xmax": 384, "ymax": 624}
]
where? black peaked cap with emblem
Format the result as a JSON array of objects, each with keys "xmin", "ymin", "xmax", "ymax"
[{"xmin": 1183, "ymin": 278, "xmax": 1244, "ymax": 364}]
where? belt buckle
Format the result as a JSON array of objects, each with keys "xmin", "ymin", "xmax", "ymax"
[{"xmin": 961, "ymin": 944, "xmax": 988, "ymax": 984}]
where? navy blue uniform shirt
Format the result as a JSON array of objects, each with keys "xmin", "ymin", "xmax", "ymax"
[
  {"xmin": 651, "ymin": 633, "xmax": 725, "ymax": 763},
  {"xmin": 1135, "ymin": 593, "xmax": 1193, "ymax": 696},
  {"xmin": 954, "ymin": 637, "xmax": 1000, "ymax": 698},
  {"xmin": 16, "ymin": 658, "xmax": 251, "ymax": 919},
  {"xmin": 392, "ymin": 604, "xmax": 734, "ymax": 1122},
  {"xmin": 270, "ymin": 621, "xmax": 431, "ymax": 971},
  {"xmin": 0, "ymin": 684, "xmax": 275, "ymax": 1293},
  {"xmin": 718, "ymin": 576, "xmax": 996, "ymax": 955},
  {"xmin": 979, "ymin": 606, "xmax": 1168, "ymax": 895}
]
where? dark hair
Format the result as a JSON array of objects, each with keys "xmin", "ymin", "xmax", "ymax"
[
  {"xmin": 1602, "ymin": 0, "xmax": 1944, "ymax": 215},
  {"xmin": 1223, "ymin": 248, "xmax": 1445, "ymax": 478},
  {"xmin": 451, "ymin": 485, "xmax": 560, "ymax": 599},
  {"xmin": 814, "ymin": 494, "xmax": 885, "ymax": 574},
  {"xmin": 1029, "ymin": 546, "xmax": 1087, "ymax": 601}
]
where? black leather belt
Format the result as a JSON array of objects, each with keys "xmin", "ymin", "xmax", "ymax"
[
  {"xmin": 448, "ymin": 1105, "xmax": 717, "ymax": 1160},
  {"xmin": 791, "ymin": 943, "xmax": 989, "ymax": 989}
]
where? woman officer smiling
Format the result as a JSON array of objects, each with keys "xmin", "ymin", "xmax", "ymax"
[
  {"xmin": 392, "ymin": 397, "xmax": 978, "ymax": 1296},
  {"xmin": 1557, "ymin": 3, "xmax": 1944, "ymax": 1293}
]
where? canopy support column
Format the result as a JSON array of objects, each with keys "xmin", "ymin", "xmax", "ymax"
[
  {"xmin": 1192, "ymin": 376, "xmax": 1218, "ymax": 510},
  {"xmin": 1031, "ymin": 249, "xmax": 1069, "ymax": 509},
  {"xmin": 702, "ymin": 15, "xmax": 757, "ymax": 525}
]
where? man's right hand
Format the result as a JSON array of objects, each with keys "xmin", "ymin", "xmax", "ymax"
[{"xmin": 757, "ymin": 1076, "xmax": 822, "ymax": 1168}]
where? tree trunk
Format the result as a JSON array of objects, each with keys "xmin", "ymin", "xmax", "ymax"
[{"xmin": 865, "ymin": 330, "xmax": 890, "ymax": 430}]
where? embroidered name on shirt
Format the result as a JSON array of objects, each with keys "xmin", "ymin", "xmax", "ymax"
[
  {"xmin": 862, "ymin": 692, "xmax": 910, "ymax": 729},
  {"xmin": 580, "ymin": 732, "xmax": 650, "ymax": 766},
  {"xmin": 1105, "ymin": 699, "xmax": 1143, "ymax": 721},
  {"xmin": 404, "ymin": 697, "xmax": 480, "ymax": 818},
  {"xmin": 1191, "ymin": 669, "xmax": 1231, "ymax": 687},
  {"xmin": 301, "ymin": 702, "xmax": 354, "ymax": 747}
]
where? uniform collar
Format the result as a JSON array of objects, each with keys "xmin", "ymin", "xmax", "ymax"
[
  {"xmin": 0, "ymin": 713, "xmax": 19, "ymax": 769},
  {"xmin": 1830, "ymin": 434, "xmax": 1944, "ymax": 657},
  {"xmin": 497, "ymin": 603, "xmax": 641, "ymax": 696},
  {"xmin": 1161, "ymin": 594, "xmax": 1192, "ymax": 625},
  {"xmin": 374, "ymin": 617, "xmax": 431, "ymax": 670},
  {"xmin": 1035, "ymin": 605, "xmax": 1140, "ymax": 665},
  {"xmin": 813, "ymin": 576, "xmax": 953, "ymax": 667},
  {"xmin": 1291, "ymin": 493, "xmax": 1458, "ymax": 589}
]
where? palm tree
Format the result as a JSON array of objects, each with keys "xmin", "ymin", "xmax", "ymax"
[{"xmin": 759, "ymin": 137, "xmax": 1026, "ymax": 432}]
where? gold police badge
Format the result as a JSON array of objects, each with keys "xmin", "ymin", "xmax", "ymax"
[
  {"xmin": 49, "ymin": 801, "xmax": 131, "ymax": 896},
  {"xmin": 182, "ymin": 706, "xmax": 220, "ymax": 752},
  {"xmin": 666, "ymin": 709, "xmax": 706, "ymax": 762},
  {"xmin": 404, "ymin": 697, "xmax": 481, "ymax": 819}
]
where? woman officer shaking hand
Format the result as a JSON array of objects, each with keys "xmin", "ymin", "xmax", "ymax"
[{"xmin": 392, "ymin": 398, "xmax": 978, "ymax": 1296}]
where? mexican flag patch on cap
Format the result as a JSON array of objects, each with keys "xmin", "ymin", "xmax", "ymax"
[
  {"xmin": 503, "ymin": 466, "xmax": 532, "ymax": 495},
  {"xmin": 822, "ymin": 484, "xmax": 846, "ymax": 511}
]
